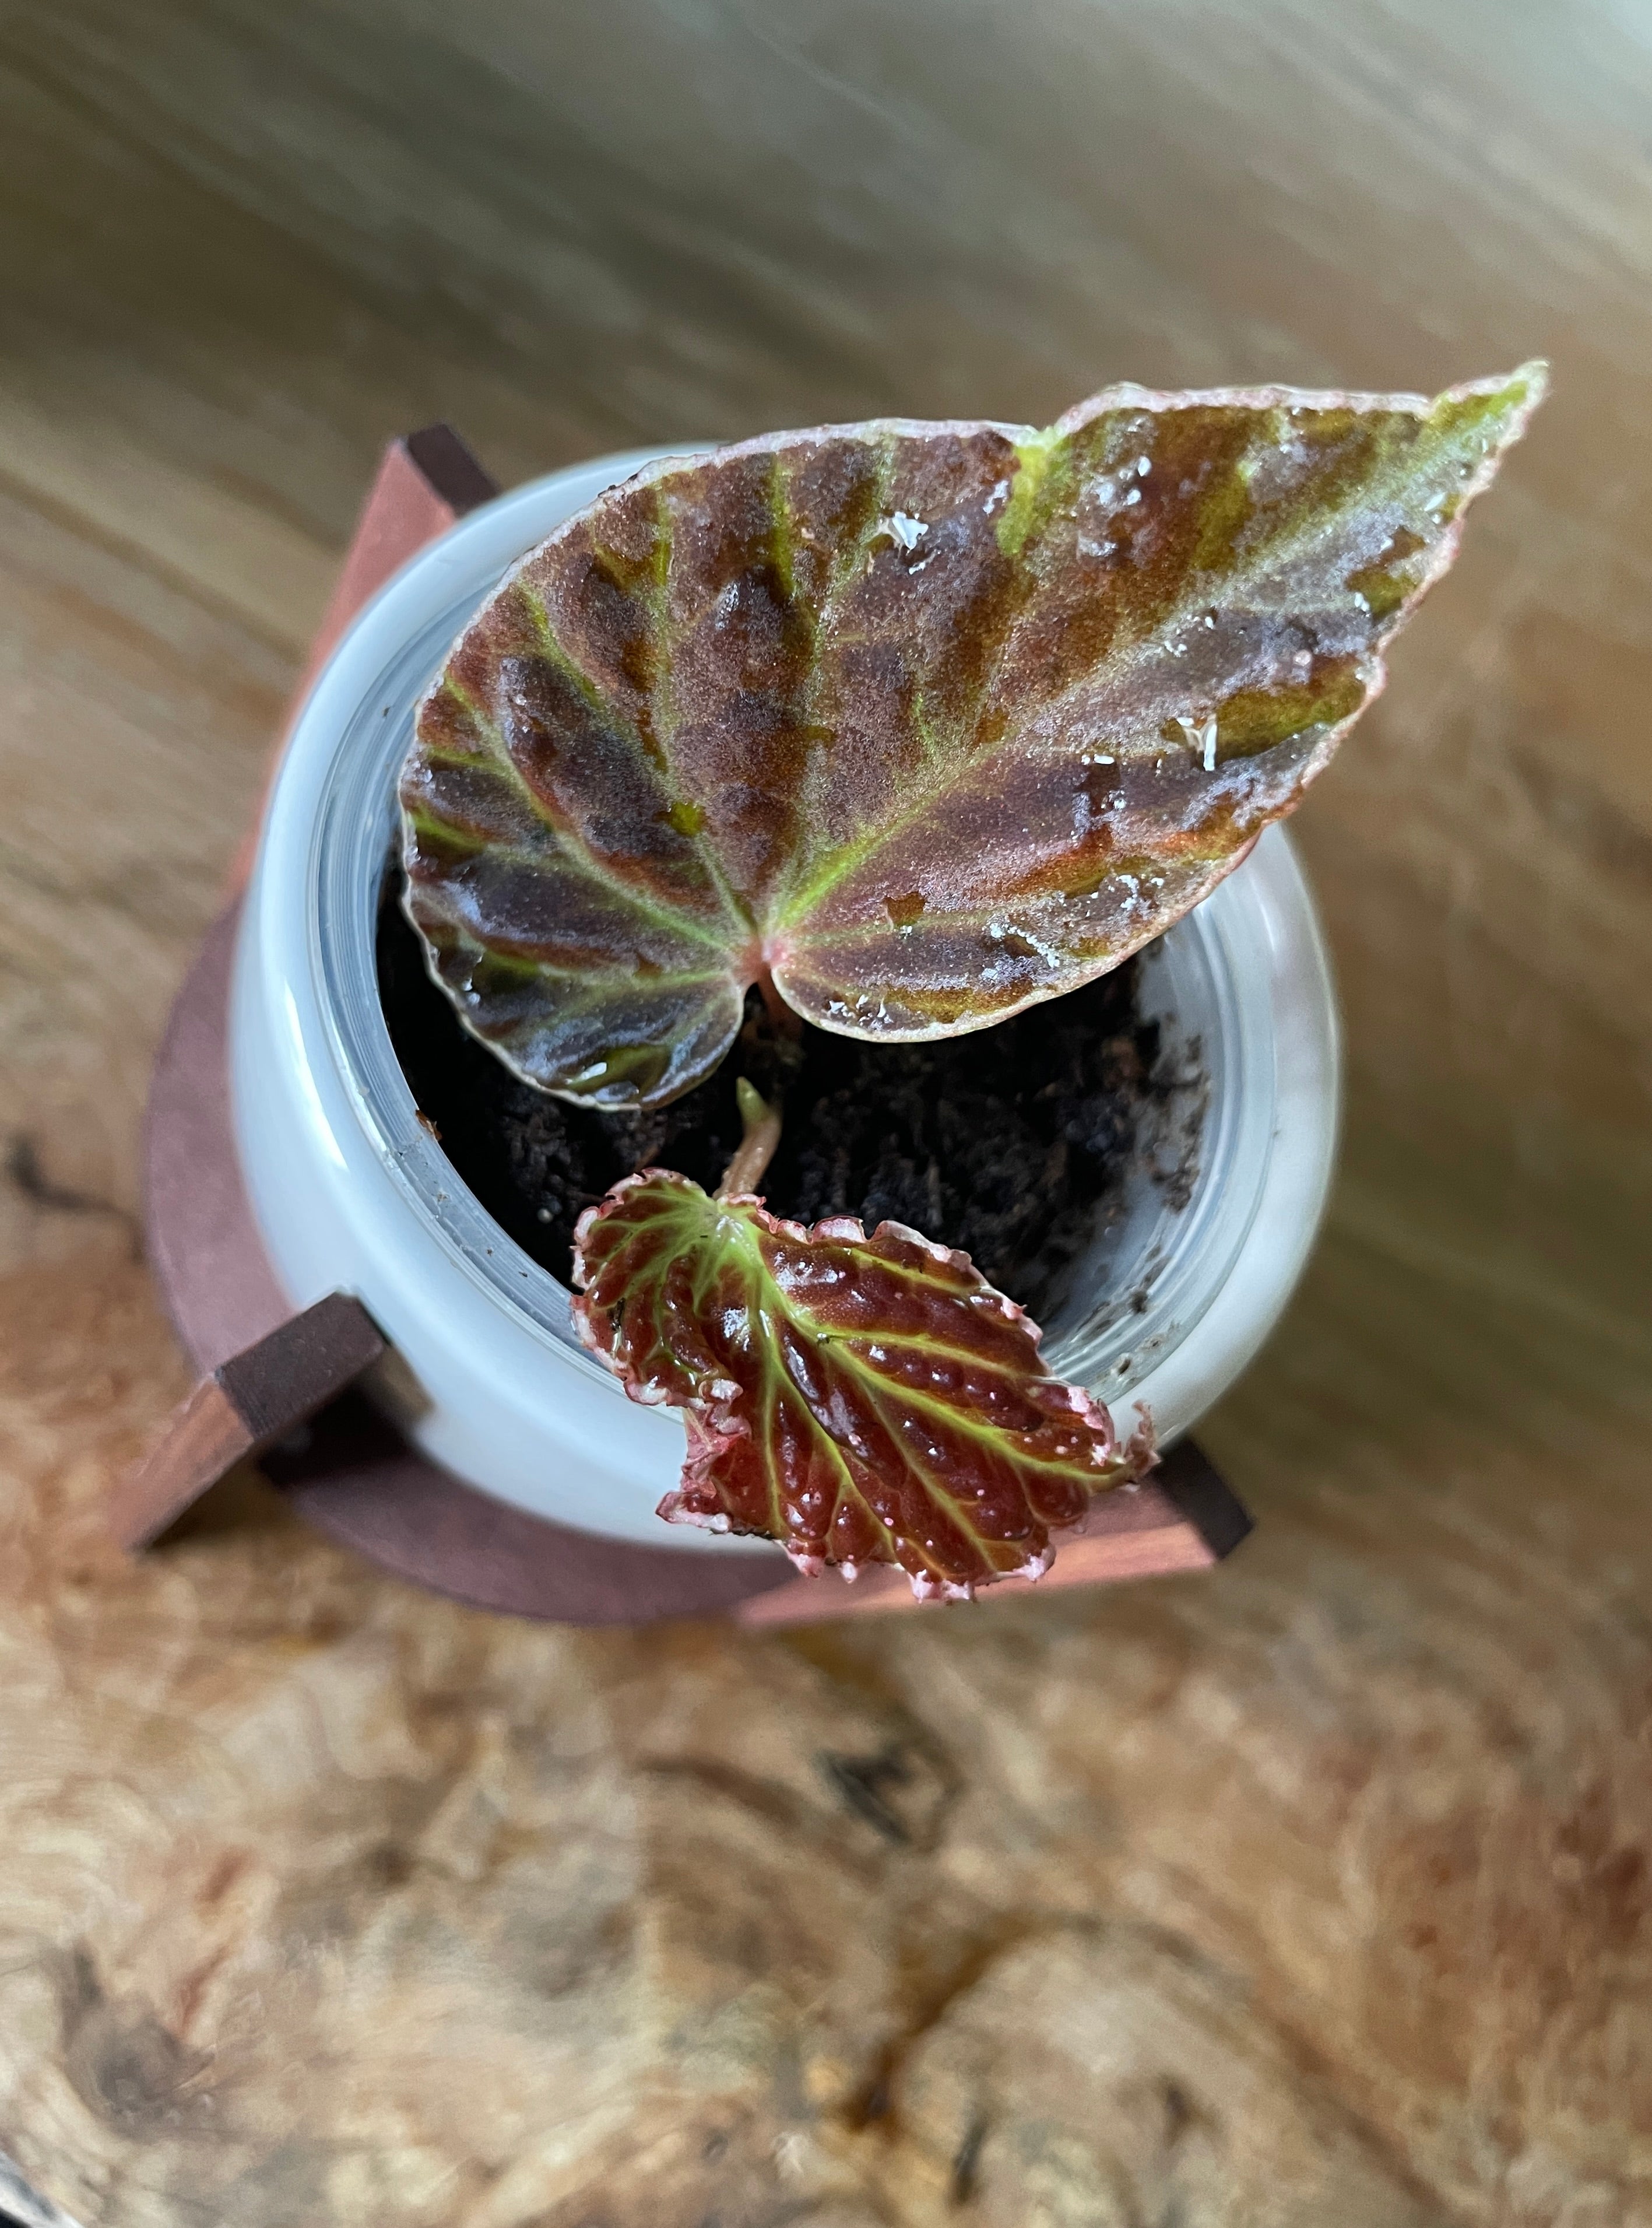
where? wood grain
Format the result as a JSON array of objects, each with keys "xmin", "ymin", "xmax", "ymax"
[{"xmin": 1, "ymin": 3, "xmax": 1649, "ymax": 2223}]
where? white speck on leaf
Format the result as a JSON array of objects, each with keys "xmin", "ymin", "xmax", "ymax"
[
  {"xmin": 880, "ymin": 511, "xmax": 928, "ymax": 552},
  {"xmin": 1177, "ymin": 713, "xmax": 1220, "ymax": 772}
]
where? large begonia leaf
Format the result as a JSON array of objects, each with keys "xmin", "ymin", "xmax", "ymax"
[
  {"xmin": 570, "ymin": 1169, "xmax": 1154, "ymax": 1596},
  {"xmin": 403, "ymin": 364, "xmax": 1544, "ymax": 1108}
]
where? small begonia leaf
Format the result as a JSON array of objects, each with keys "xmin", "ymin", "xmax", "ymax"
[
  {"xmin": 402, "ymin": 366, "xmax": 1544, "ymax": 1108},
  {"xmin": 570, "ymin": 1169, "xmax": 1154, "ymax": 1596}
]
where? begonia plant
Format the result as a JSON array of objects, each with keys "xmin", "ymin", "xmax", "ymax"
[{"xmin": 400, "ymin": 365, "xmax": 1543, "ymax": 1594}]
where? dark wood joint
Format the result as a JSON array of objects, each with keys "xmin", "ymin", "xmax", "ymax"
[
  {"xmin": 1153, "ymin": 1438, "xmax": 1254, "ymax": 1561},
  {"xmin": 402, "ymin": 423, "xmax": 499, "ymax": 515}
]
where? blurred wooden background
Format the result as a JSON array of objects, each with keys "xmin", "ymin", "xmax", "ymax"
[{"xmin": 1, "ymin": 3, "xmax": 1649, "ymax": 2223}]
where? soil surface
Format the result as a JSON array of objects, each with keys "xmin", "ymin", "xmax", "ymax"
[{"xmin": 378, "ymin": 882, "xmax": 1172, "ymax": 1320}]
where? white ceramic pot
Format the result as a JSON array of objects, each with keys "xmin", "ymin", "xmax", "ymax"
[{"xmin": 230, "ymin": 447, "xmax": 1341, "ymax": 1552}]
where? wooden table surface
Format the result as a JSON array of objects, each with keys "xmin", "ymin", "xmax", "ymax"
[{"xmin": 2, "ymin": 4, "xmax": 1649, "ymax": 2222}]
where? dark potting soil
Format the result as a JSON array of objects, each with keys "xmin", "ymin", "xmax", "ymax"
[{"xmin": 378, "ymin": 881, "xmax": 1175, "ymax": 1322}]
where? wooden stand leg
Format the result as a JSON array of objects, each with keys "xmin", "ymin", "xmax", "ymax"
[
  {"xmin": 110, "ymin": 1295, "xmax": 386, "ymax": 1548},
  {"xmin": 126, "ymin": 424, "xmax": 500, "ymax": 1549}
]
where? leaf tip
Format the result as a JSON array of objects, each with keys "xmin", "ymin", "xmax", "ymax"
[
  {"xmin": 1488, "ymin": 358, "xmax": 1551, "ymax": 447},
  {"xmin": 1439, "ymin": 358, "xmax": 1550, "ymax": 457}
]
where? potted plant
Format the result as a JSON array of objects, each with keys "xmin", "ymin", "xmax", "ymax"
[{"xmin": 230, "ymin": 366, "xmax": 1542, "ymax": 1598}]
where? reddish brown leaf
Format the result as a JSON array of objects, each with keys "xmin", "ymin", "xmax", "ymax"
[
  {"xmin": 571, "ymin": 1169, "xmax": 1154, "ymax": 1597},
  {"xmin": 402, "ymin": 366, "xmax": 1544, "ymax": 1108}
]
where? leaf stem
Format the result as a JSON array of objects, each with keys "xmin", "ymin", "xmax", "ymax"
[{"xmin": 718, "ymin": 1078, "xmax": 784, "ymax": 1199}]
